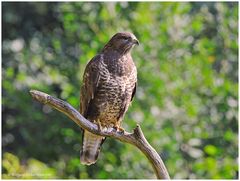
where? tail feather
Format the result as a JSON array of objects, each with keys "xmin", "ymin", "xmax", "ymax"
[{"xmin": 80, "ymin": 130, "xmax": 105, "ymax": 165}]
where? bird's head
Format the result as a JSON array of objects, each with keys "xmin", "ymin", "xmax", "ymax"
[{"xmin": 103, "ymin": 32, "xmax": 139, "ymax": 54}]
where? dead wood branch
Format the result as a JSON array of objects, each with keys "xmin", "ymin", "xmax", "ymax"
[{"xmin": 30, "ymin": 89, "xmax": 170, "ymax": 179}]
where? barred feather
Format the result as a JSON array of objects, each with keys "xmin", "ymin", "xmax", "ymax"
[{"xmin": 79, "ymin": 32, "xmax": 138, "ymax": 165}]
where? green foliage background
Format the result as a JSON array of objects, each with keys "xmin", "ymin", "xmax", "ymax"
[{"xmin": 2, "ymin": 2, "xmax": 238, "ymax": 179}]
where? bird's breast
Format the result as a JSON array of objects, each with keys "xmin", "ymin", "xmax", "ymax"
[
  {"xmin": 93, "ymin": 78, "xmax": 132, "ymax": 127},
  {"xmin": 95, "ymin": 69, "xmax": 135, "ymax": 124}
]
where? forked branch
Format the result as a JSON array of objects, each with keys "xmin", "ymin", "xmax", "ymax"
[{"xmin": 29, "ymin": 90, "xmax": 170, "ymax": 179}]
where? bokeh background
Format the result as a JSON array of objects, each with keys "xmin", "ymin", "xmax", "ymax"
[{"xmin": 2, "ymin": 2, "xmax": 238, "ymax": 179}]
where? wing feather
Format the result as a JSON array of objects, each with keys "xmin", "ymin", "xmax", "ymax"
[
  {"xmin": 131, "ymin": 82, "xmax": 137, "ymax": 102},
  {"xmin": 80, "ymin": 55, "xmax": 102, "ymax": 117}
]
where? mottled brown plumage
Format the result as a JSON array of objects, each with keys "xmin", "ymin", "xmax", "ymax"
[{"xmin": 80, "ymin": 32, "xmax": 138, "ymax": 165}]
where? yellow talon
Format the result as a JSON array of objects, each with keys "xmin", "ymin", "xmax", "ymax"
[
  {"xmin": 96, "ymin": 120, "xmax": 102, "ymax": 131},
  {"xmin": 113, "ymin": 124, "xmax": 125, "ymax": 133},
  {"xmin": 118, "ymin": 127, "xmax": 125, "ymax": 133}
]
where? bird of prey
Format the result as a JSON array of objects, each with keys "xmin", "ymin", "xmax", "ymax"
[{"xmin": 80, "ymin": 32, "xmax": 139, "ymax": 165}]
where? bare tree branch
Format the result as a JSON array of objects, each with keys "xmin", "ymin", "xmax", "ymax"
[{"xmin": 29, "ymin": 89, "xmax": 170, "ymax": 179}]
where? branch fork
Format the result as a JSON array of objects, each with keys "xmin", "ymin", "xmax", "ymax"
[{"xmin": 30, "ymin": 90, "xmax": 170, "ymax": 179}]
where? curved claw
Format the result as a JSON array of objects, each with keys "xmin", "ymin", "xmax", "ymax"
[{"xmin": 113, "ymin": 125, "xmax": 125, "ymax": 134}]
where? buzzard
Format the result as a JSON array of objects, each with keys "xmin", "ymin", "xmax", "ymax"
[{"xmin": 80, "ymin": 32, "xmax": 139, "ymax": 165}]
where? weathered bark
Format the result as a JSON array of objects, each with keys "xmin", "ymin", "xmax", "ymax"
[{"xmin": 30, "ymin": 90, "xmax": 170, "ymax": 179}]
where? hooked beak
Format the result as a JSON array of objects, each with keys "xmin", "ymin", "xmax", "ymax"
[{"xmin": 132, "ymin": 38, "xmax": 139, "ymax": 45}]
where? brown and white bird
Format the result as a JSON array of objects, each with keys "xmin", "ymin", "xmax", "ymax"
[{"xmin": 80, "ymin": 32, "xmax": 139, "ymax": 165}]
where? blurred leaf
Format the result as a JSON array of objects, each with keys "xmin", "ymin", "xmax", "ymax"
[
  {"xmin": 2, "ymin": 2, "xmax": 238, "ymax": 179},
  {"xmin": 204, "ymin": 145, "xmax": 218, "ymax": 156}
]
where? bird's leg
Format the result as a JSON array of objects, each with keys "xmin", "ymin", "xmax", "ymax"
[
  {"xmin": 118, "ymin": 127, "xmax": 125, "ymax": 133},
  {"xmin": 113, "ymin": 122, "xmax": 125, "ymax": 133},
  {"xmin": 94, "ymin": 119, "xmax": 102, "ymax": 131}
]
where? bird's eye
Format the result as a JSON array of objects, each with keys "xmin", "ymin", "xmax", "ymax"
[{"xmin": 123, "ymin": 37, "xmax": 128, "ymax": 40}]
